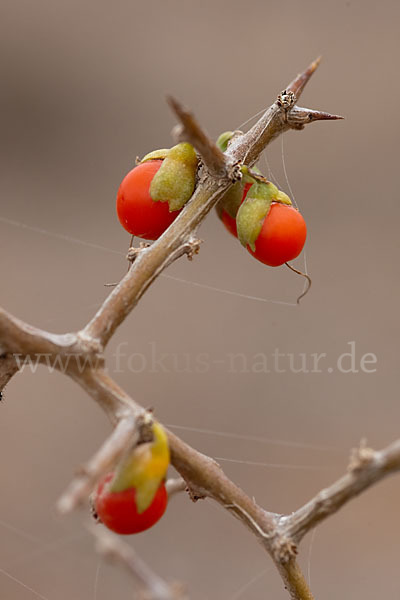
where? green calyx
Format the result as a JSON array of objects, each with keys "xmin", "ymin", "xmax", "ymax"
[
  {"xmin": 218, "ymin": 164, "xmax": 267, "ymax": 220},
  {"xmin": 140, "ymin": 149, "xmax": 170, "ymax": 162},
  {"xmin": 236, "ymin": 181, "xmax": 279, "ymax": 251},
  {"xmin": 216, "ymin": 131, "xmax": 234, "ymax": 152},
  {"xmin": 149, "ymin": 142, "xmax": 198, "ymax": 211},
  {"xmin": 240, "ymin": 164, "xmax": 269, "ymax": 185},
  {"xmin": 218, "ymin": 180, "xmax": 247, "ymax": 219},
  {"xmin": 217, "ymin": 162, "xmax": 293, "ymax": 234}
]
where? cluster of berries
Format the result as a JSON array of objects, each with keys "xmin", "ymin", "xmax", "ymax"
[
  {"xmin": 116, "ymin": 136, "xmax": 306, "ymax": 267},
  {"xmin": 95, "ymin": 137, "xmax": 308, "ymax": 536}
]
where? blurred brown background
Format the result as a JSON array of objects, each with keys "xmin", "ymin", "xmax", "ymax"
[{"xmin": 0, "ymin": 0, "xmax": 399, "ymax": 598}]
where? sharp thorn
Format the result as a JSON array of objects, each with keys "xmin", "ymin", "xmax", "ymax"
[{"xmin": 287, "ymin": 56, "xmax": 322, "ymax": 99}]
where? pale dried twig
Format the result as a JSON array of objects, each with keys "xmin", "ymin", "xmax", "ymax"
[{"xmin": 90, "ymin": 524, "xmax": 186, "ymax": 599}]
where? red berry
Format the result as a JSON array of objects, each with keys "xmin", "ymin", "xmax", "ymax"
[
  {"xmin": 116, "ymin": 160, "xmax": 181, "ymax": 240},
  {"xmin": 220, "ymin": 182, "xmax": 252, "ymax": 238},
  {"xmin": 221, "ymin": 210, "xmax": 238, "ymax": 237},
  {"xmin": 94, "ymin": 473, "xmax": 168, "ymax": 535},
  {"xmin": 248, "ymin": 203, "xmax": 307, "ymax": 267}
]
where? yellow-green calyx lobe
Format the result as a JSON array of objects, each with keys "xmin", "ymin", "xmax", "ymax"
[
  {"xmin": 240, "ymin": 164, "xmax": 268, "ymax": 184},
  {"xmin": 236, "ymin": 182, "xmax": 279, "ymax": 251},
  {"xmin": 276, "ymin": 190, "xmax": 292, "ymax": 205},
  {"xmin": 110, "ymin": 421, "xmax": 170, "ymax": 513},
  {"xmin": 216, "ymin": 131, "xmax": 234, "ymax": 152},
  {"xmin": 217, "ymin": 164, "xmax": 269, "ymax": 220},
  {"xmin": 149, "ymin": 142, "xmax": 198, "ymax": 211},
  {"xmin": 140, "ymin": 149, "xmax": 170, "ymax": 162}
]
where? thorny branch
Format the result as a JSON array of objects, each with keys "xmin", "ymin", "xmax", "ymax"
[
  {"xmin": 282, "ymin": 439, "xmax": 400, "ymax": 543},
  {"xmin": 0, "ymin": 59, "xmax": 379, "ymax": 600}
]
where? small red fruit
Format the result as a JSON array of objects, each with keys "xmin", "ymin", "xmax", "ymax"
[
  {"xmin": 94, "ymin": 472, "xmax": 168, "ymax": 535},
  {"xmin": 116, "ymin": 160, "xmax": 180, "ymax": 240},
  {"xmin": 248, "ymin": 203, "xmax": 307, "ymax": 267}
]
